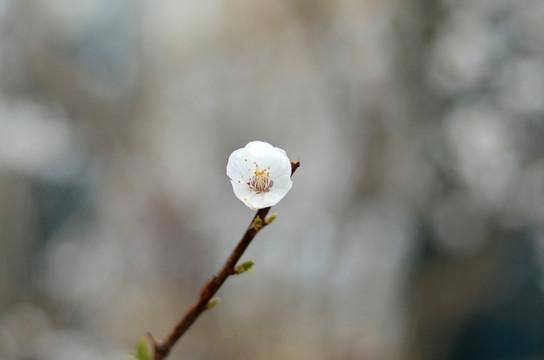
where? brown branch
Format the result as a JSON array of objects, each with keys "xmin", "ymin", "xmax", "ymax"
[{"xmin": 151, "ymin": 160, "xmax": 300, "ymax": 360}]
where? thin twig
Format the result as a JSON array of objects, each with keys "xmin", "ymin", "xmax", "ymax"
[{"xmin": 151, "ymin": 160, "xmax": 300, "ymax": 360}]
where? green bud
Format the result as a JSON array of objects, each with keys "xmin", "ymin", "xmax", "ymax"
[
  {"xmin": 253, "ymin": 216, "xmax": 263, "ymax": 228},
  {"xmin": 264, "ymin": 213, "xmax": 278, "ymax": 225},
  {"xmin": 235, "ymin": 260, "xmax": 254, "ymax": 274},
  {"xmin": 127, "ymin": 337, "xmax": 152, "ymax": 360},
  {"xmin": 207, "ymin": 297, "xmax": 221, "ymax": 309}
]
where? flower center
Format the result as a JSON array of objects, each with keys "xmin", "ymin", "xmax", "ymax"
[{"xmin": 247, "ymin": 165, "xmax": 273, "ymax": 194}]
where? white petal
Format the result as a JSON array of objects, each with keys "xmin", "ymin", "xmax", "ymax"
[
  {"xmin": 245, "ymin": 141, "xmax": 275, "ymax": 154},
  {"xmin": 230, "ymin": 183, "xmax": 256, "ymax": 208},
  {"xmin": 266, "ymin": 175, "xmax": 292, "ymax": 205},
  {"xmin": 262, "ymin": 191, "xmax": 285, "ymax": 207},
  {"xmin": 227, "ymin": 149, "xmax": 253, "ymax": 182},
  {"xmin": 246, "ymin": 196, "xmax": 268, "ymax": 210},
  {"xmin": 269, "ymin": 157, "xmax": 291, "ymax": 178},
  {"xmin": 271, "ymin": 174, "xmax": 293, "ymax": 192}
]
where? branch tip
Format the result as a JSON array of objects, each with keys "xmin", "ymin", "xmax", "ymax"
[{"xmin": 290, "ymin": 160, "xmax": 300, "ymax": 175}]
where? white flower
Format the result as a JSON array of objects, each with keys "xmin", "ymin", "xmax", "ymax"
[{"xmin": 226, "ymin": 141, "xmax": 293, "ymax": 210}]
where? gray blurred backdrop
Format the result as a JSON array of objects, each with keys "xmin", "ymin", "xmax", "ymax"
[{"xmin": 1, "ymin": 0, "xmax": 544, "ymax": 359}]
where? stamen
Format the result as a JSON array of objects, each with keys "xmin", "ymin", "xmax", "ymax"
[{"xmin": 247, "ymin": 163, "xmax": 274, "ymax": 194}]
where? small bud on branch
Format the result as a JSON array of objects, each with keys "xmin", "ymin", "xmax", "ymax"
[
  {"xmin": 234, "ymin": 260, "xmax": 255, "ymax": 274},
  {"xmin": 206, "ymin": 297, "xmax": 221, "ymax": 309},
  {"xmin": 253, "ymin": 216, "xmax": 263, "ymax": 229},
  {"xmin": 264, "ymin": 213, "xmax": 278, "ymax": 225}
]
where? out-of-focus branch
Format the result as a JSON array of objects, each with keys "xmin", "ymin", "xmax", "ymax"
[{"xmin": 151, "ymin": 160, "xmax": 300, "ymax": 360}]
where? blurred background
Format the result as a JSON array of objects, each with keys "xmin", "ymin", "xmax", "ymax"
[{"xmin": 1, "ymin": 0, "xmax": 544, "ymax": 359}]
